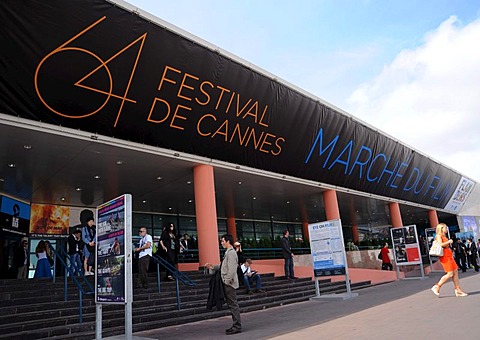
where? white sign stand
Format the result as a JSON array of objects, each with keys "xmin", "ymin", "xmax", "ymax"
[
  {"xmin": 390, "ymin": 225, "xmax": 426, "ymax": 281},
  {"xmin": 308, "ymin": 219, "xmax": 358, "ymax": 301}
]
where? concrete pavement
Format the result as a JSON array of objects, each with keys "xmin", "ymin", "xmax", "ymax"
[{"xmin": 131, "ymin": 270, "xmax": 479, "ymax": 340}]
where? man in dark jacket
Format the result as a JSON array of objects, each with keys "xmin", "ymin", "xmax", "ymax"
[
  {"xmin": 14, "ymin": 239, "xmax": 29, "ymax": 279},
  {"xmin": 67, "ymin": 230, "xmax": 83, "ymax": 275},
  {"xmin": 465, "ymin": 238, "xmax": 479, "ymax": 272},
  {"xmin": 453, "ymin": 239, "xmax": 467, "ymax": 272},
  {"xmin": 281, "ymin": 230, "xmax": 297, "ymax": 279}
]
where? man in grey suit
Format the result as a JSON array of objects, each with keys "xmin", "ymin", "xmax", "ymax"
[{"xmin": 206, "ymin": 234, "xmax": 241, "ymax": 335}]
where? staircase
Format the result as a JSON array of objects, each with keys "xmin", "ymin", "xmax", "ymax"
[{"xmin": 0, "ymin": 272, "xmax": 371, "ymax": 339}]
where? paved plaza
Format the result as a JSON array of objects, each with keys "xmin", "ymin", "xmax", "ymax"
[{"xmin": 124, "ymin": 270, "xmax": 479, "ymax": 340}]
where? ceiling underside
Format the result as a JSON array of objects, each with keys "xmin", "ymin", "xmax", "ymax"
[{"xmin": 0, "ymin": 118, "xmax": 456, "ymax": 229}]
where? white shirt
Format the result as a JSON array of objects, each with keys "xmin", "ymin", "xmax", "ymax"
[
  {"xmin": 240, "ymin": 263, "xmax": 253, "ymax": 276},
  {"xmin": 139, "ymin": 234, "xmax": 153, "ymax": 258}
]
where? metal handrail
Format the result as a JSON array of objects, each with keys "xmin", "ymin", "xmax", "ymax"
[
  {"xmin": 150, "ymin": 254, "xmax": 196, "ymax": 310},
  {"xmin": 45, "ymin": 241, "xmax": 94, "ymax": 323}
]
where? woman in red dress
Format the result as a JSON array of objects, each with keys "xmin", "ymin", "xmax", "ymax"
[{"xmin": 431, "ymin": 223, "xmax": 467, "ymax": 297}]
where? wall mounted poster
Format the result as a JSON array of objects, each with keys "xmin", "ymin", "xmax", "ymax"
[
  {"xmin": 390, "ymin": 225, "xmax": 422, "ymax": 266},
  {"xmin": 308, "ymin": 219, "xmax": 346, "ymax": 277},
  {"xmin": 96, "ymin": 195, "xmax": 129, "ymax": 303}
]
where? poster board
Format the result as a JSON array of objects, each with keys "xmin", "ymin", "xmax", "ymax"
[
  {"xmin": 390, "ymin": 225, "xmax": 425, "ymax": 280},
  {"xmin": 308, "ymin": 219, "xmax": 357, "ymax": 300},
  {"xmin": 95, "ymin": 194, "xmax": 132, "ymax": 304},
  {"xmin": 309, "ymin": 219, "xmax": 346, "ymax": 277},
  {"xmin": 390, "ymin": 225, "xmax": 422, "ymax": 266}
]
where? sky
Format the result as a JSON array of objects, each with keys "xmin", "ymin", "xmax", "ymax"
[{"xmin": 126, "ymin": 0, "xmax": 480, "ymax": 182}]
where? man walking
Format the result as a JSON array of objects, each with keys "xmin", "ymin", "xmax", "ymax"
[
  {"xmin": 135, "ymin": 227, "xmax": 152, "ymax": 288},
  {"xmin": 380, "ymin": 243, "xmax": 393, "ymax": 271},
  {"xmin": 206, "ymin": 234, "xmax": 241, "ymax": 335},
  {"xmin": 281, "ymin": 230, "xmax": 297, "ymax": 279},
  {"xmin": 67, "ymin": 230, "xmax": 83, "ymax": 275}
]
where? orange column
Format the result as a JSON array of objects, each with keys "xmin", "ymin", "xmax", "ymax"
[
  {"xmin": 323, "ymin": 190, "xmax": 340, "ymax": 220},
  {"xmin": 302, "ymin": 221, "xmax": 309, "ymax": 241},
  {"xmin": 388, "ymin": 202, "xmax": 403, "ymax": 227},
  {"xmin": 428, "ymin": 210, "xmax": 439, "ymax": 228},
  {"xmin": 352, "ymin": 224, "xmax": 359, "ymax": 244},
  {"xmin": 193, "ymin": 165, "xmax": 220, "ymax": 266},
  {"xmin": 227, "ymin": 217, "xmax": 237, "ymax": 241}
]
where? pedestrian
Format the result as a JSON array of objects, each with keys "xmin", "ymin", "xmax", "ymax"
[
  {"xmin": 431, "ymin": 223, "xmax": 467, "ymax": 297},
  {"xmin": 233, "ymin": 241, "xmax": 245, "ymax": 265},
  {"xmin": 380, "ymin": 243, "xmax": 393, "ymax": 271},
  {"xmin": 281, "ymin": 230, "xmax": 297, "ymax": 279},
  {"xmin": 81, "ymin": 217, "xmax": 96, "ymax": 275},
  {"xmin": 134, "ymin": 227, "xmax": 152, "ymax": 288},
  {"xmin": 465, "ymin": 238, "xmax": 479, "ymax": 272},
  {"xmin": 241, "ymin": 259, "xmax": 265, "ymax": 294},
  {"xmin": 160, "ymin": 223, "xmax": 180, "ymax": 280},
  {"xmin": 34, "ymin": 240, "xmax": 52, "ymax": 278},
  {"xmin": 453, "ymin": 238, "xmax": 467, "ymax": 272},
  {"xmin": 205, "ymin": 234, "xmax": 241, "ymax": 335},
  {"xmin": 14, "ymin": 239, "xmax": 29, "ymax": 279},
  {"xmin": 67, "ymin": 230, "xmax": 83, "ymax": 275}
]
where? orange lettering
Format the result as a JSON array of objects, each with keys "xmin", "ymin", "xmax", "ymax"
[
  {"xmin": 258, "ymin": 105, "xmax": 269, "ymax": 127},
  {"xmin": 158, "ymin": 65, "xmax": 181, "ymax": 91},
  {"xmin": 197, "ymin": 81, "xmax": 214, "ymax": 105},
  {"xmin": 197, "ymin": 114, "xmax": 216, "ymax": 136},
  {"xmin": 147, "ymin": 97, "xmax": 170, "ymax": 123},
  {"xmin": 177, "ymin": 73, "xmax": 199, "ymax": 101},
  {"xmin": 170, "ymin": 104, "xmax": 191, "ymax": 130}
]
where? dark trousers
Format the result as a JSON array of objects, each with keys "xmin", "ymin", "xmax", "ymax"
[
  {"xmin": 455, "ymin": 254, "xmax": 466, "ymax": 271},
  {"xmin": 138, "ymin": 255, "xmax": 150, "ymax": 286},
  {"xmin": 382, "ymin": 262, "xmax": 393, "ymax": 271},
  {"xmin": 223, "ymin": 284, "xmax": 241, "ymax": 330},
  {"xmin": 467, "ymin": 254, "xmax": 479, "ymax": 271},
  {"xmin": 165, "ymin": 250, "xmax": 177, "ymax": 276},
  {"xmin": 284, "ymin": 257, "xmax": 294, "ymax": 278}
]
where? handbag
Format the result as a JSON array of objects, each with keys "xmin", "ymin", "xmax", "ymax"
[{"xmin": 429, "ymin": 240, "xmax": 444, "ymax": 257}]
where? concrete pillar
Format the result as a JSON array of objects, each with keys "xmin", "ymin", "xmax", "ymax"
[
  {"xmin": 352, "ymin": 224, "xmax": 359, "ymax": 244},
  {"xmin": 227, "ymin": 217, "xmax": 237, "ymax": 241},
  {"xmin": 388, "ymin": 202, "xmax": 403, "ymax": 227},
  {"xmin": 428, "ymin": 210, "xmax": 439, "ymax": 228},
  {"xmin": 302, "ymin": 221, "xmax": 309, "ymax": 241},
  {"xmin": 323, "ymin": 190, "xmax": 340, "ymax": 220},
  {"xmin": 193, "ymin": 165, "xmax": 220, "ymax": 266}
]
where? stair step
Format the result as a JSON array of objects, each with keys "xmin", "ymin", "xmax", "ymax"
[{"xmin": 0, "ymin": 271, "xmax": 372, "ymax": 339}]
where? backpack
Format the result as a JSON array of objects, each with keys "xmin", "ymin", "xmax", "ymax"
[
  {"xmin": 152, "ymin": 241, "xmax": 157, "ymax": 254},
  {"xmin": 377, "ymin": 251, "xmax": 382, "ymax": 260}
]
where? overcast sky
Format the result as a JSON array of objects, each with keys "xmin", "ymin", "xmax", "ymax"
[{"xmin": 126, "ymin": 0, "xmax": 480, "ymax": 182}]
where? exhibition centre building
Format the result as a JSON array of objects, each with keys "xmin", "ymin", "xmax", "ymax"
[{"xmin": 1, "ymin": 0, "xmax": 479, "ymax": 278}]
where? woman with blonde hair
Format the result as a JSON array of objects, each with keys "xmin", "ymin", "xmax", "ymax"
[{"xmin": 431, "ymin": 223, "xmax": 467, "ymax": 297}]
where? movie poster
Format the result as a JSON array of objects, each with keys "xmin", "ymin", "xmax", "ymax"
[
  {"xmin": 29, "ymin": 204, "xmax": 70, "ymax": 236},
  {"xmin": 390, "ymin": 225, "xmax": 421, "ymax": 265},
  {"xmin": 96, "ymin": 195, "xmax": 126, "ymax": 303}
]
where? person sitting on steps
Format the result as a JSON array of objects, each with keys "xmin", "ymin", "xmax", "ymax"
[{"xmin": 240, "ymin": 259, "xmax": 265, "ymax": 294}]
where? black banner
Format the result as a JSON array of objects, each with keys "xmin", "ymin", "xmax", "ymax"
[{"xmin": 0, "ymin": 0, "xmax": 462, "ymax": 209}]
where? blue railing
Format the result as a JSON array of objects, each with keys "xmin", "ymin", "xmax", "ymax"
[
  {"xmin": 177, "ymin": 247, "xmax": 312, "ymax": 263},
  {"xmin": 46, "ymin": 242, "xmax": 94, "ymax": 323},
  {"xmin": 150, "ymin": 255, "xmax": 196, "ymax": 310}
]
